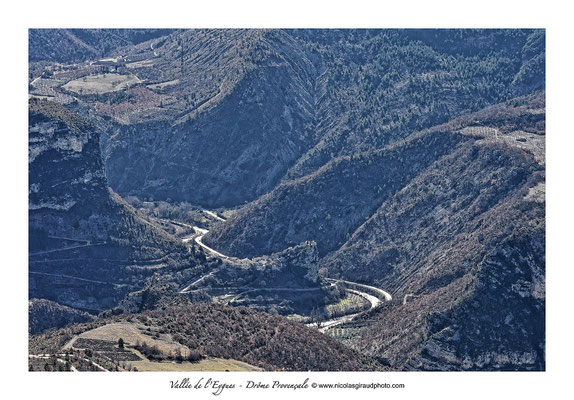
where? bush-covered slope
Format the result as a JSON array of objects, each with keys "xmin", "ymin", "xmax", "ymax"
[
  {"xmin": 324, "ymin": 93, "xmax": 545, "ymax": 370},
  {"xmin": 29, "ymin": 304, "xmax": 380, "ymax": 371},
  {"xmin": 97, "ymin": 29, "xmax": 316, "ymax": 207},
  {"xmin": 29, "ymin": 298, "xmax": 96, "ymax": 334},
  {"xmin": 282, "ymin": 29, "xmax": 544, "ymax": 181},
  {"xmin": 30, "ymin": 29, "xmax": 544, "ymax": 208},
  {"xmin": 27, "ymin": 30, "xmax": 545, "ymax": 371},
  {"xmin": 204, "ymin": 130, "xmax": 467, "ymax": 257},
  {"xmin": 204, "ymin": 92, "xmax": 545, "ymax": 370}
]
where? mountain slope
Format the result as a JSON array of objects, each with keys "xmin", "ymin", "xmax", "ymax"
[
  {"xmin": 27, "ymin": 30, "xmax": 546, "ymax": 372},
  {"xmin": 97, "ymin": 29, "xmax": 316, "ymax": 207},
  {"xmin": 29, "ymin": 29, "xmax": 175, "ymax": 63},
  {"xmin": 204, "ymin": 130, "xmax": 467, "ymax": 257},
  {"xmin": 29, "ymin": 304, "xmax": 380, "ymax": 371},
  {"xmin": 30, "ymin": 29, "xmax": 545, "ymax": 208},
  {"xmin": 282, "ymin": 29, "xmax": 545, "ymax": 181},
  {"xmin": 29, "ymin": 99, "xmax": 203, "ymax": 312},
  {"xmin": 204, "ymin": 92, "xmax": 545, "ymax": 370},
  {"xmin": 327, "ymin": 93, "xmax": 545, "ymax": 370},
  {"xmin": 29, "ymin": 298, "xmax": 96, "ymax": 334}
]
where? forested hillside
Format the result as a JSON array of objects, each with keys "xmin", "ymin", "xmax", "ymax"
[
  {"xmin": 29, "ymin": 29, "xmax": 544, "ymax": 208},
  {"xmin": 28, "ymin": 29, "xmax": 545, "ymax": 371}
]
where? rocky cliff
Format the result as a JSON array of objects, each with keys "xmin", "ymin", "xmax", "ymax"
[{"xmin": 29, "ymin": 100, "xmax": 201, "ymax": 312}]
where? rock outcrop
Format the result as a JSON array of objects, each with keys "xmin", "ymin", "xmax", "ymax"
[{"xmin": 29, "ymin": 100, "xmax": 198, "ymax": 311}]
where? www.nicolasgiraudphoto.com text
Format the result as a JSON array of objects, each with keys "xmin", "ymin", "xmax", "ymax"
[{"xmin": 169, "ymin": 377, "xmax": 406, "ymax": 396}]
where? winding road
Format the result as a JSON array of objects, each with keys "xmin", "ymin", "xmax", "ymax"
[
  {"xmin": 175, "ymin": 210, "xmax": 393, "ymax": 332},
  {"xmin": 326, "ymin": 278, "xmax": 392, "ymax": 302},
  {"xmin": 186, "ymin": 226, "xmax": 230, "ymax": 259},
  {"xmin": 178, "ymin": 270, "xmax": 215, "ymax": 293},
  {"xmin": 309, "ymin": 280, "xmax": 392, "ymax": 332},
  {"xmin": 203, "ymin": 210, "xmax": 225, "ymax": 221}
]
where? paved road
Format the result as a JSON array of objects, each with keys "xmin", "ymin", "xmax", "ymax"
[
  {"xmin": 313, "ymin": 311, "xmax": 361, "ymax": 333},
  {"xmin": 308, "ymin": 281, "xmax": 392, "ymax": 332},
  {"xmin": 194, "ymin": 233, "xmax": 230, "ymax": 258},
  {"xmin": 347, "ymin": 288, "xmax": 381, "ymax": 308},
  {"xmin": 182, "ymin": 226, "xmax": 233, "ymax": 260},
  {"xmin": 178, "ymin": 270, "xmax": 215, "ymax": 293},
  {"xmin": 203, "ymin": 210, "xmax": 225, "ymax": 221},
  {"xmin": 175, "ymin": 211, "xmax": 392, "ymax": 333},
  {"xmin": 326, "ymin": 278, "xmax": 393, "ymax": 302}
]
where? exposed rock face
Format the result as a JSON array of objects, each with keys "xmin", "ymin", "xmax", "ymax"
[
  {"xmin": 355, "ymin": 235, "xmax": 545, "ymax": 371},
  {"xmin": 204, "ymin": 92, "xmax": 545, "ymax": 370},
  {"xmin": 170, "ymin": 241, "xmax": 328, "ymax": 317},
  {"xmin": 28, "ymin": 100, "xmax": 194, "ymax": 311},
  {"xmin": 404, "ymin": 236, "xmax": 545, "ymax": 371},
  {"xmin": 244, "ymin": 241, "xmax": 321, "ymax": 286},
  {"xmin": 29, "ymin": 100, "xmax": 110, "ymax": 239},
  {"xmin": 342, "ymin": 95, "xmax": 545, "ymax": 371},
  {"xmin": 204, "ymin": 130, "xmax": 466, "ymax": 257}
]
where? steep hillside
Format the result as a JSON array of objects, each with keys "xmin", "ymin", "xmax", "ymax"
[
  {"xmin": 29, "ymin": 304, "xmax": 380, "ymax": 371},
  {"xmin": 93, "ymin": 29, "xmax": 316, "ymax": 207},
  {"xmin": 118, "ymin": 240, "xmax": 333, "ymax": 318},
  {"xmin": 321, "ymin": 92, "xmax": 544, "ymax": 287},
  {"xmin": 350, "ymin": 233, "xmax": 544, "ymax": 371},
  {"xmin": 29, "ymin": 29, "xmax": 544, "ymax": 208},
  {"xmin": 27, "ymin": 30, "xmax": 545, "ymax": 372},
  {"xmin": 29, "ymin": 99, "xmax": 204, "ymax": 311},
  {"xmin": 204, "ymin": 130, "xmax": 467, "ymax": 257},
  {"xmin": 327, "ymin": 93, "xmax": 545, "ymax": 370},
  {"xmin": 204, "ymin": 92, "xmax": 545, "ymax": 370},
  {"xmin": 28, "ymin": 99, "xmax": 340, "ymax": 320},
  {"xmin": 206, "ymin": 92, "xmax": 543, "ymax": 261},
  {"xmin": 282, "ymin": 29, "xmax": 545, "ymax": 181}
]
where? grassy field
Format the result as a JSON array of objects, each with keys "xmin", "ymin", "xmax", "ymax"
[
  {"xmin": 61, "ymin": 321, "xmax": 261, "ymax": 371},
  {"xmin": 62, "ymin": 73, "xmax": 140, "ymax": 94},
  {"xmin": 130, "ymin": 357, "xmax": 261, "ymax": 372},
  {"xmin": 64, "ymin": 322, "xmax": 187, "ymax": 356}
]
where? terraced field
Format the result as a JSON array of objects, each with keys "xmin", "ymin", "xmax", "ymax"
[
  {"xmin": 58, "ymin": 321, "xmax": 261, "ymax": 372},
  {"xmin": 62, "ymin": 73, "xmax": 140, "ymax": 94}
]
